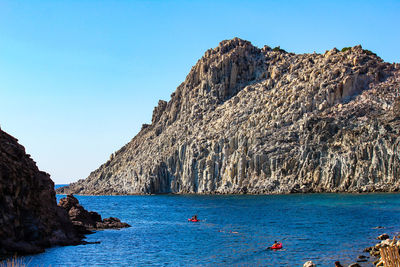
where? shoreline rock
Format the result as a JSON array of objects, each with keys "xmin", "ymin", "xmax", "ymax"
[
  {"xmin": 0, "ymin": 129, "xmax": 81, "ymax": 257},
  {"xmin": 364, "ymin": 234, "xmax": 400, "ymax": 266},
  {"xmin": 377, "ymin": 233, "xmax": 390, "ymax": 240},
  {"xmin": 0, "ymin": 129, "xmax": 130, "ymax": 259},
  {"xmin": 58, "ymin": 194, "xmax": 130, "ymax": 234}
]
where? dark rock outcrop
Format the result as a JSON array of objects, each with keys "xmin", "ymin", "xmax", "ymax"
[
  {"xmin": 377, "ymin": 233, "xmax": 390, "ymax": 240},
  {"xmin": 58, "ymin": 194, "xmax": 130, "ymax": 233},
  {"xmin": 0, "ymin": 128, "xmax": 130, "ymax": 257},
  {"xmin": 58, "ymin": 38, "xmax": 400, "ymax": 195},
  {"xmin": 0, "ymin": 128, "xmax": 81, "ymax": 256}
]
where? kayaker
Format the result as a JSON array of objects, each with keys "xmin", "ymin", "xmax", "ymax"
[
  {"xmin": 269, "ymin": 241, "xmax": 282, "ymax": 249},
  {"xmin": 191, "ymin": 215, "xmax": 198, "ymax": 221}
]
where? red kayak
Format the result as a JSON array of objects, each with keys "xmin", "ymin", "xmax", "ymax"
[
  {"xmin": 188, "ymin": 218, "xmax": 200, "ymax": 222},
  {"xmin": 270, "ymin": 243, "xmax": 283, "ymax": 250}
]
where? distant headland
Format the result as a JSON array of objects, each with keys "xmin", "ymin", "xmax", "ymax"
[{"xmin": 56, "ymin": 38, "xmax": 400, "ymax": 195}]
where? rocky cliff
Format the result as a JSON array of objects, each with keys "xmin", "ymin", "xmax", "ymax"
[
  {"xmin": 58, "ymin": 38, "xmax": 400, "ymax": 195},
  {"xmin": 0, "ymin": 128, "xmax": 81, "ymax": 256},
  {"xmin": 0, "ymin": 128, "xmax": 131, "ymax": 257}
]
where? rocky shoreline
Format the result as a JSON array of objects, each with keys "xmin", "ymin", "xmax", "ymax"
[
  {"xmin": 363, "ymin": 233, "xmax": 400, "ymax": 266},
  {"xmin": 58, "ymin": 194, "xmax": 130, "ymax": 235},
  {"xmin": 0, "ymin": 128, "xmax": 79, "ymax": 256},
  {"xmin": 301, "ymin": 231, "xmax": 399, "ymax": 267},
  {"xmin": 0, "ymin": 128, "xmax": 129, "ymax": 258}
]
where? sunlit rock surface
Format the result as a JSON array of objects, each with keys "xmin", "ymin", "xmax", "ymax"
[{"xmin": 58, "ymin": 38, "xmax": 400, "ymax": 195}]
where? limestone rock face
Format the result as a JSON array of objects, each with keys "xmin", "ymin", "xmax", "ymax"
[
  {"xmin": 0, "ymin": 129, "xmax": 81, "ymax": 256},
  {"xmin": 58, "ymin": 38, "xmax": 400, "ymax": 195}
]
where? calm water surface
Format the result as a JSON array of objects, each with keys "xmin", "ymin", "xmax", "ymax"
[{"xmin": 24, "ymin": 193, "xmax": 400, "ymax": 266}]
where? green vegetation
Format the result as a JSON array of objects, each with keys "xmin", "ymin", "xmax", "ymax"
[
  {"xmin": 341, "ymin": 46, "xmax": 378, "ymax": 57},
  {"xmin": 272, "ymin": 46, "xmax": 286, "ymax": 53},
  {"xmin": 363, "ymin": 49, "xmax": 377, "ymax": 57},
  {"xmin": 341, "ymin": 47, "xmax": 351, "ymax": 52}
]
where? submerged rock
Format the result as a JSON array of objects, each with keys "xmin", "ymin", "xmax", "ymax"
[
  {"xmin": 58, "ymin": 38, "xmax": 400, "ymax": 195},
  {"xmin": 356, "ymin": 254, "xmax": 368, "ymax": 262}
]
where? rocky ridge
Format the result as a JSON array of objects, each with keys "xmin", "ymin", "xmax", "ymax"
[{"xmin": 59, "ymin": 38, "xmax": 400, "ymax": 195}]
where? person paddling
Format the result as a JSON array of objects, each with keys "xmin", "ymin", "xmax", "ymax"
[
  {"xmin": 188, "ymin": 214, "xmax": 199, "ymax": 222},
  {"xmin": 269, "ymin": 240, "xmax": 282, "ymax": 250}
]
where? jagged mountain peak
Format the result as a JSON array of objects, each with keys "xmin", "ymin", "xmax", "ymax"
[
  {"xmin": 182, "ymin": 37, "xmax": 263, "ymax": 101},
  {"xmin": 146, "ymin": 38, "xmax": 266, "ymax": 131},
  {"xmin": 211, "ymin": 37, "xmax": 258, "ymax": 55}
]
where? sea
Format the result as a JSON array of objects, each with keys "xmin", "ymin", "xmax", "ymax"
[{"xmin": 19, "ymin": 186, "xmax": 400, "ymax": 266}]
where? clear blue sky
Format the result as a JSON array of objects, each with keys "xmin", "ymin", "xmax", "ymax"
[{"xmin": 0, "ymin": 0, "xmax": 399, "ymax": 184}]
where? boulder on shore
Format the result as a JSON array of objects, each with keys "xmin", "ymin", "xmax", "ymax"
[
  {"xmin": 303, "ymin": 260, "xmax": 316, "ymax": 267},
  {"xmin": 58, "ymin": 194, "xmax": 130, "ymax": 234},
  {"xmin": 377, "ymin": 233, "xmax": 389, "ymax": 240}
]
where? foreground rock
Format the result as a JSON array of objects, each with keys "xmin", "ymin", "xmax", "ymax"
[
  {"xmin": 364, "ymin": 235, "xmax": 400, "ymax": 266},
  {"xmin": 58, "ymin": 38, "xmax": 400, "ymax": 195},
  {"xmin": 377, "ymin": 233, "xmax": 389, "ymax": 240},
  {"xmin": 0, "ymin": 128, "xmax": 81, "ymax": 256},
  {"xmin": 0, "ymin": 128, "xmax": 130, "ymax": 258},
  {"xmin": 303, "ymin": 260, "xmax": 316, "ymax": 267},
  {"xmin": 58, "ymin": 194, "xmax": 130, "ymax": 234}
]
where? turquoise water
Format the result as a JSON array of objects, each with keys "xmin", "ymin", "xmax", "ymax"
[{"xmin": 23, "ymin": 193, "xmax": 400, "ymax": 266}]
